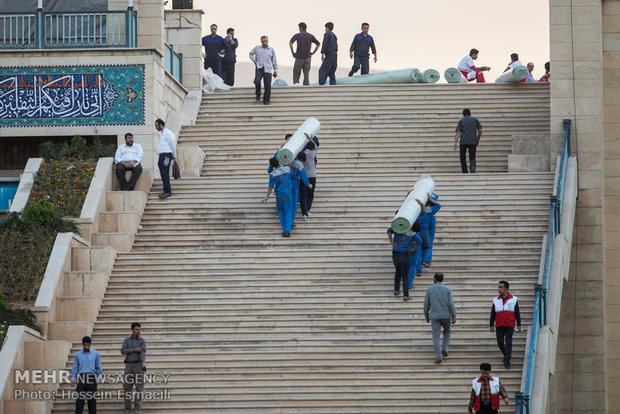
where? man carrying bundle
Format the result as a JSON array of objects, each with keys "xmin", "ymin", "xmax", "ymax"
[
  {"xmin": 263, "ymin": 158, "xmax": 297, "ymax": 237},
  {"xmin": 387, "ymin": 222, "xmax": 421, "ymax": 302}
]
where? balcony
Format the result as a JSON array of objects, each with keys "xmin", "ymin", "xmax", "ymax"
[{"xmin": 0, "ymin": 10, "xmax": 137, "ymax": 49}]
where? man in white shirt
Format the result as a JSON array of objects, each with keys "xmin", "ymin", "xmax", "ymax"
[
  {"xmin": 114, "ymin": 132, "xmax": 143, "ymax": 191},
  {"xmin": 503, "ymin": 53, "xmax": 525, "ymax": 72},
  {"xmin": 458, "ymin": 48, "xmax": 490, "ymax": 83},
  {"xmin": 155, "ymin": 118, "xmax": 176, "ymax": 199},
  {"xmin": 249, "ymin": 36, "xmax": 278, "ymax": 105}
]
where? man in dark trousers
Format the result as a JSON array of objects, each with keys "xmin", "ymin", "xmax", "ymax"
[
  {"xmin": 424, "ymin": 272, "xmax": 456, "ymax": 364},
  {"xmin": 490, "ymin": 280, "xmax": 521, "ymax": 369},
  {"xmin": 454, "ymin": 108, "xmax": 482, "ymax": 173},
  {"xmin": 348, "ymin": 22, "xmax": 377, "ymax": 76},
  {"xmin": 221, "ymin": 28, "xmax": 238, "ymax": 86},
  {"xmin": 318, "ymin": 22, "xmax": 338, "ymax": 85},
  {"xmin": 121, "ymin": 322, "xmax": 147, "ymax": 414},
  {"xmin": 201, "ymin": 24, "xmax": 226, "ymax": 76},
  {"xmin": 468, "ymin": 362, "xmax": 510, "ymax": 414},
  {"xmin": 289, "ymin": 22, "xmax": 320, "ymax": 85},
  {"xmin": 71, "ymin": 336, "xmax": 102, "ymax": 414}
]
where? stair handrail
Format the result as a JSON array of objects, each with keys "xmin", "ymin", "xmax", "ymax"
[{"xmin": 514, "ymin": 119, "xmax": 571, "ymax": 413}]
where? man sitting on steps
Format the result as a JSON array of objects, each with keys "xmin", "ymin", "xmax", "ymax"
[{"xmin": 114, "ymin": 132, "xmax": 143, "ymax": 191}]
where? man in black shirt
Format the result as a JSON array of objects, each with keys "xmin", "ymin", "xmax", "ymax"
[{"xmin": 454, "ymin": 108, "xmax": 483, "ymax": 173}]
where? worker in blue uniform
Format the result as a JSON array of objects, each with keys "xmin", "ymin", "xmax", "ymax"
[
  {"xmin": 387, "ymin": 221, "xmax": 419, "ymax": 302},
  {"xmin": 426, "ymin": 193, "xmax": 440, "ymax": 265},
  {"xmin": 263, "ymin": 158, "xmax": 295, "ymax": 237},
  {"xmin": 416, "ymin": 193, "xmax": 441, "ymax": 268},
  {"xmin": 201, "ymin": 24, "xmax": 226, "ymax": 76},
  {"xmin": 290, "ymin": 152, "xmax": 312, "ymax": 227},
  {"xmin": 407, "ymin": 223, "xmax": 423, "ymax": 289}
]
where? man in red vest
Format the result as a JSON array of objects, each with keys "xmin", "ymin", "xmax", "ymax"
[
  {"xmin": 468, "ymin": 362, "xmax": 510, "ymax": 414},
  {"xmin": 490, "ymin": 280, "xmax": 521, "ymax": 369}
]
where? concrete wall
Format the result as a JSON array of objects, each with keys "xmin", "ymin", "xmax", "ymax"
[
  {"xmin": 164, "ymin": 9, "xmax": 204, "ymax": 91},
  {"xmin": 603, "ymin": 0, "xmax": 620, "ymax": 410},
  {"xmin": 549, "ymin": 0, "xmax": 620, "ymax": 412}
]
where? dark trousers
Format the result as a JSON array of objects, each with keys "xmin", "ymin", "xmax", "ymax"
[
  {"xmin": 254, "ymin": 67, "xmax": 272, "ymax": 104},
  {"xmin": 221, "ymin": 62, "xmax": 235, "ymax": 86},
  {"xmin": 496, "ymin": 325, "xmax": 514, "ymax": 363},
  {"xmin": 392, "ymin": 252, "xmax": 410, "ymax": 297},
  {"xmin": 318, "ymin": 54, "xmax": 337, "ymax": 85},
  {"xmin": 158, "ymin": 154, "xmax": 173, "ymax": 194},
  {"xmin": 204, "ymin": 58, "xmax": 221, "ymax": 76},
  {"xmin": 476, "ymin": 405, "xmax": 498, "ymax": 414},
  {"xmin": 459, "ymin": 144, "xmax": 477, "ymax": 173},
  {"xmin": 75, "ymin": 375, "xmax": 97, "ymax": 414},
  {"xmin": 349, "ymin": 55, "xmax": 370, "ymax": 76},
  {"xmin": 293, "ymin": 57, "xmax": 312, "ymax": 85},
  {"xmin": 115, "ymin": 163, "xmax": 142, "ymax": 191},
  {"xmin": 300, "ymin": 177, "xmax": 316, "ymax": 215}
]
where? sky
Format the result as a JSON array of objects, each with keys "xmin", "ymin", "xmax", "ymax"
[{"xmin": 184, "ymin": 0, "xmax": 550, "ymax": 86}]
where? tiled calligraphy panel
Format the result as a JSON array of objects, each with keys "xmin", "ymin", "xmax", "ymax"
[{"xmin": 0, "ymin": 65, "xmax": 145, "ymax": 127}]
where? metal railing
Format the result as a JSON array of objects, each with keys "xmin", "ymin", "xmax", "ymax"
[
  {"xmin": 0, "ymin": 10, "xmax": 137, "ymax": 49},
  {"xmin": 164, "ymin": 43, "xmax": 183, "ymax": 83},
  {"xmin": 515, "ymin": 119, "xmax": 572, "ymax": 413}
]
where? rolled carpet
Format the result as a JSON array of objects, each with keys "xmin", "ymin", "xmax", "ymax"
[
  {"xmin": 418, "ymin": 69, "xmax": 440, "ymax": 84},
  {"xmin": 444, "ymin": 67, "xmax": 468, "ymax": 83},
  {"xmin": 495, "ymin": 65, "xmax": 529, "ymax": 83},
  {"xmin": 277, "ymin": 118, "xmax": 321, "ymax": 165},
  {"xmin": 391, "ymin": 175, "xmax": 436, "ymax": 234}
]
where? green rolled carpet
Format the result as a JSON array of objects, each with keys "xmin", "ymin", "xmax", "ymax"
[
  {"xmin": 391, "ymin": 175, "xmax": 436, "ymax": 234},
  {"xmin": 495, "ymin": 65, "xmax": 529, "ymax": 83},
  {"xmin": 445, "ymin": 67, "xmax": 467, "ymax": 83},
  {"xmin": 277, "ymin": 118, "xmax": 321, "ymax": 165},
  {"xmin": 419, "ymin": 69, "xmax": 440, "ymax": 84}
]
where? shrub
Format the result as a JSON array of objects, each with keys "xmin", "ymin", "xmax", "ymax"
[
  {"xmin": 29, "ymin": 158, "xmax": 97, "ymax": 217},
  {"xmin": 0, "ymin": 294, "xmax": 43, "ymax": 344},
  {"xmin": 0, "ymin": 202, "xmax": 79, "ymax": 303},
  {"xmin": 38, "ymin": 136, "xmax": 114, "ymax": 160}
]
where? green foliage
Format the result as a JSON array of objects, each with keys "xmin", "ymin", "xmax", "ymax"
[
  {"xmin": 0, "ymin": 295, "xmax": 43, "ymax": 344},
  {"xmin": 0, "ymin": 201, "xmax": 79, "ymax": 303},
  {"xmin": 30, "ymin": 158, "xmax": 97, "ymax": 217},
  {"xmin": 38, "ymin": 136, "xmax": 114, "ymax": 160}
]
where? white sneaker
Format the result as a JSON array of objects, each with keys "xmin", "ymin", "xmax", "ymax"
[
  {"xmin": 307, "ymin": 211, "xmax": 312, "ymax": 216},
  {"xmin": 302, "ymin": 215, "xmax": 307, "ymax": 221}
]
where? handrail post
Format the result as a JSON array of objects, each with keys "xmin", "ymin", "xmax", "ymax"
[
  {"xmin": 515, "ymin": 392, "xmax": 523, "ymax": 414},
  {"xmin": 563, "ymin": 119, "xmax": 571, "ymax": 155},
  {"xmin": 35, "ymin": 10, "xmax": 44, "ymax": 49},
  {"xmin": 550, "ymin": 195, "xmax": 560, "ymax": 234},
  {"xmin": 535, "ymin": 284, "xmax": 546, "ymax": 326}
]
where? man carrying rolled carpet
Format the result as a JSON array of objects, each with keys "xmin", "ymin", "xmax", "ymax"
[
  {"xmin": 263, "ymin": 158, "xmax": 297, "ymax": 237},
  {"xmin": 458, "ymin": 48, "xmax": 490, "ymax": 83}
]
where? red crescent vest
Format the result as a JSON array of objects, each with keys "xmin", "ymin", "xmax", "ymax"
[
  {"xmin": 472, "ymin": 375, "xmax": 501, "ymax": 411},
  {"xmin": 493, "ymin": 293, "xmax": 518, "ymax": 327}
]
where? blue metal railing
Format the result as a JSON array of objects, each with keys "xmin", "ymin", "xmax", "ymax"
[
  {"xmin": 515, "ymin": 119, "xmax": 572, "ymax": 413},
  {"xmin": 0, "ymin": 10, "xmax": 137, "ymax": 49},
  {"xmin": 164, "ymin": 42, "xmax": 183, "ymax": 83}
]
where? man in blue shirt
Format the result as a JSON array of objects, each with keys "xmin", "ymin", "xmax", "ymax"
[
  {"xmin": 348, "ymin": 22, "xmax": 377, "ymax": 76},
  {"xmin": 416, "ymin": 194, "xmax": 441, "ymax": 268},
  {"xmin": 387, "ymin": 222, "xmax": 421, "ymax": 301},
  {"xmin": 201, "ymin": 24, "xmax": 225, "ymax": 76},
  {"xmin": 71, "ymin": 336, "xmax": 102, "ymax": 414},
  {"xmin": 221, "ymin": 28, "xmax": 238, "ymax": 86},
  {"xmin": 318, "ymin": 22, "xmax": 338, "ymax": 86},
  {"xmin": 263, "ymin": 158, "xmax": 297, "ymax": 237}
]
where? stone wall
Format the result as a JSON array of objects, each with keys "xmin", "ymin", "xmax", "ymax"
[
  {"xmin": 549, "ymin": 0, "xmax": 618, "ymax": 412},
  {"xmin": 603, "ymin": 0, "xmax": 620, "ymax": 410}
]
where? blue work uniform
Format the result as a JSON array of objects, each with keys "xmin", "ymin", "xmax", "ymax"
[
  {"xmin": 348, "ymin": 32, "xmax": 377, "ymax": 76},
  {"xmin": 427, "ymin": 194, "xmax": 440, "ymax": 263},
  {"xmin": 416, "ymin": 202, "xmax": 441, "ymax": 265},
  {"xmin": 318, "ymin": 30, "xmax": 338, "ymax": 85},
  {"xmin": 408, "ymin": 232, "xmax": 423, "ymax": 288},
  {"xmin": 201, "ymin": 34, "xmax": 225, "ymax": 75},
  {"xmin": 290, "ymin": 159, "xmax": 310, "ymax": 226},
  {"xmin": 387, "ymin": 227, "xmax": 417, "ymax": 297},
  {"xmin": 221, "ymin": 36, "xmax": 238, "ymax": 86},
  {"xmin": 269, "ymin": 166, "xmax": 294, "ymax": 235}
]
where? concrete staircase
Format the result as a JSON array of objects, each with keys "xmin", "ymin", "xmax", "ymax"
[{"xmin": 52, "ymin": 84, "xmax": 552, "ymax": 413}]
